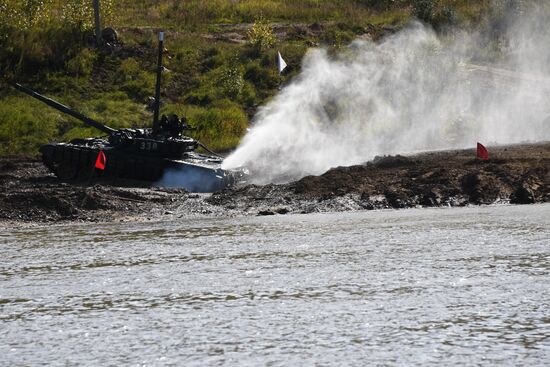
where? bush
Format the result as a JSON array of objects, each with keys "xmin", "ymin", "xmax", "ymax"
[
  {"xmin": 185, "ymin": 83, "xmax": 216, "ymax": 106},
  {"xmin": 361, "ymin": 0, "xmax": 403, "ymax": 10},
  {"xmin": 61, "ymin": 0, "xmax": 116, "ymax": 31},
  {"xmin": 0, "ymin": 0, "xmax": 51, "ymax": 31},
  {"xmin": 116, "ymin": 59, "xmax": 156, "ymax": 100},
  {"xmin": 219, "ymin": 64, "xmax": 244, "ymax": 99},
  {"xmin": 187, "ymin": 103, "xmax": 248, "ymax": 151},
  {"xmin": 323, "ymin": 28, "xmax": 355, "ymax": 47},
  {"xmin": 82, "ymin": 94, "xmax": 149, "ymax": 129},
  {"xmin": 247, "ymin": 18, "xmax": 275, "ymax": 54},
  {"xmin": 411, "ymin": 0, "xmax": 457, "ymax": 28},
  {"xmin": 117, "ymin": 58, "xmax": 141, "ymax": 81},
  {"xmin": 244, "ymin": 61, "xmax": 278, "ymax": 90},
  {"xmin": 239, "ymin": 82, "xmax": 258, "ymax": 107},
  {"xmin": 66, "ymin": 48, "xmax": 97, "ymax": 77},
  {"xmin": 412, "ymin": 0, "xmax": 436, "ymax": 23}
]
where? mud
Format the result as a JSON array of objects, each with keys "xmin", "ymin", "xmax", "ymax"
[
  {"xmin": 211, "ymin": 142, "xmax": 550, "ymax": 215},
  {"xmin": 1, "ymin": 142, "xmax": 549, "ymax": 224},
  {"xmin": 0, "ymin": 158, "xmax": 190, "ymax": 223}
]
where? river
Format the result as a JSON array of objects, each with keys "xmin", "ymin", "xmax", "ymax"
[{"xmin": 1, "ymin": 204, "xmax": 549, "ymax": 366}]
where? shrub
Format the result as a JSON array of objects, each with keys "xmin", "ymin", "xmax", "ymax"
[
  {"xmin": 239, "ymin": 82, "xmax": 258, "ymax": 107},
  {"xmin": 66, "ymin": 48, "xmax": 97, "ymax": 77},
  {"xmin": 244, "ymin": 61, "xmax": 278, "ymax": 90},
  {"xmin": 164, "ymin": 101, "xmax": 248, "ymax": 151},
  {"xmin": 412, "ymin": 0, "xmax": 436, "ymax": 23},
  {"xmin": 187, "ymin": 103, "xmax": 248, "ymax": 151},
  {"xmin": 358, "ymin": 0, "xmax": 402, "ymax": 11},
  {"xmin": 219, "ymin": 64, "xmax": 244, "ymax": 99},
  {"xmin": 61, "ymin": 0, "xmax": 116, "ymax": 31},
  {"xmin": 117, "ymin": 61, "xmax": 156, "ymax": 101},
  {"xmin": 185, "ymin": 84, "xmax": 216, "ymax": 106},
  {"xmin": 411, "ymin": 0, "xmax": 457, "ymax": 28},
  {"xmin": 247, "ymin": 17, "xmax": 275, "ymax": 54},
  {"xmin": 0, "ymin": 0, "xmax": 51, "ymax": 31},
  {"xmin": 117, "ymin": 58, "xmax": 141, "ymax": 81}
]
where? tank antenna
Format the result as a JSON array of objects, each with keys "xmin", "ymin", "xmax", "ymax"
[{"xmin": 152, "ymin": 31, "xmax": 164, "ymax": 134}]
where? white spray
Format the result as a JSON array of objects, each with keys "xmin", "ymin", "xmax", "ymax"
[{"xmin": 223, "ymin": 4, "xmax": 550, "ymax": 184}]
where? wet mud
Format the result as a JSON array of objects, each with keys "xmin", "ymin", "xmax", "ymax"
[{"xmin": 1, "ymin": 142, "xmax": 549, "ymax": 224}]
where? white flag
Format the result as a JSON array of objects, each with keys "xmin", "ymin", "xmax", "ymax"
[{"xmin": 277, "ymin": 51, "xmax": 287, "ymax": 75}]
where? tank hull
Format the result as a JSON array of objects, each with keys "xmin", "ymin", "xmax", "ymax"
[{"xmin": 40, "ymin": 142, "xmax": 244, "ymax": 193}]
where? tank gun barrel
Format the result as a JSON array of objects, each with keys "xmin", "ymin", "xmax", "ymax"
[{"xmin": 12, "ymin": 83, "xmax": 116, "ymax": 135}]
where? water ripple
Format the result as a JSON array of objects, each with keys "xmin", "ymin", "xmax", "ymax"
[{"xmin": 1, "ymin": 205, "xmax": 549, "ymax": 366}]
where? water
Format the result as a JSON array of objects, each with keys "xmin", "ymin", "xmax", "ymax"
[{"xmin": 1, "ymin": 204, "xmax": 549, "ymax": 366}]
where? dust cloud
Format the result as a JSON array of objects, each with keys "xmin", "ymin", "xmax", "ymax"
[{"xmin": 223, "ymin": 2, "xmax": 550, "ymax": 184}]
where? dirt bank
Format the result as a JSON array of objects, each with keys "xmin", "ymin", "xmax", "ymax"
[
  {"xmin": 209, "ymin": 142, "xmax": 550, "ymax": 215},
  {"xmin": 1, "ymin": 142, "xmax": 549, "ymax": 224},
  {"xmin": 0, "ymin": 158, "xmax": 195, "ymax": 223}
]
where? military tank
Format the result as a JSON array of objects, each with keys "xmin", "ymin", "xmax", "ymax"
[{"xmin": 12, "ymin": 32, "xmax": 247, "ymax": 193}]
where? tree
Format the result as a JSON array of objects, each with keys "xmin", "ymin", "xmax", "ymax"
[{"xmin": 0, "ymin": 0, "xmax": 52, "ymax": 31}]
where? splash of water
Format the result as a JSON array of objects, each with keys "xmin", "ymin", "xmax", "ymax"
[{"xmin": 223, "ymin": 5, "xmax": 550, "ymax": 184}]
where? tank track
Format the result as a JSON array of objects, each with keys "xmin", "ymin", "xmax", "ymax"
[{"xmin": 40, "ymin": 144, "xmax": 166, "ymax": 182}]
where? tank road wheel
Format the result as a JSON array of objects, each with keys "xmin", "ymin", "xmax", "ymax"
[
  {"xmin": 41, "ymin": 155, "xmax": 57, "ymax": 176},
  {"xmin": 42, "ymin": 156, "xmax": 78, "ymax": 180},
  {"xmin": 41, "ymin": 147, "xmax": 80, "ymax": 181},
  {"xmin": 52, "ymin": 161, "xmax": 80, "ymax": 180}
]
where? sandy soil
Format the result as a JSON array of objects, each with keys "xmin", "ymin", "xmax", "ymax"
[{"xmin": 1, "ymin": 142, "xmax": 549, "ymax": 225}]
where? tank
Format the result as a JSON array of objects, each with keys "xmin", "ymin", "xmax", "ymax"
[{"xmin": 12, "ymin": 32, "xmax": 247, "ymax": 193}]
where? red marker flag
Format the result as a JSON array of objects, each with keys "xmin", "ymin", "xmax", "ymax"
[
  {"xmin": 95, "ymin": 150, "xmax": 107, "ymax": 170},
  {"xmin": 477, "ymin": 142, "xmax": 489, "ymax": 161}
]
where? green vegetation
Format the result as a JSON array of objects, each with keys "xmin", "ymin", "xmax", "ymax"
[{"xmin": 0, "ymin": 0, "xmax": 494, "ymax": 156}]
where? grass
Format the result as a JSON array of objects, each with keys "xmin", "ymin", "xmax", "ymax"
[
  {"xmin": 0, "ymin": 0, "xmax": 496, "ymax": 157},
  {"xmin": 114, "ymin": 0, "xmax": 397, "ymax": 28},
  {"xmin": 0, "ymin": 95, "xmax": 59, "ymax": 156}
]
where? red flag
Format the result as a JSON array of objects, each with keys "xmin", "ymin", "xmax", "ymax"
[
  {"xmin": 477, "ymin": 142, "xmax": 489, "ymax": 161},
  {"xmin": 95, "ymin": 150, "xmax": 107, "ymax": 170}
]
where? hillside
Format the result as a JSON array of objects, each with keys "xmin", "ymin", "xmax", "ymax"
[{"xmin": 0, "ymin": 0, "xmax": 495, "ymax": 156}]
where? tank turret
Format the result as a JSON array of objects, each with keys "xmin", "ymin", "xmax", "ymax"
[{"xmin": 13, "ymin": 82, "xmax": 199, "ymax": 158}]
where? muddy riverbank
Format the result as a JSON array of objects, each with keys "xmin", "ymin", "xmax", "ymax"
[{"xmin": 1, "ymin": 142, "xmax": 549, "ymax": 224}]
